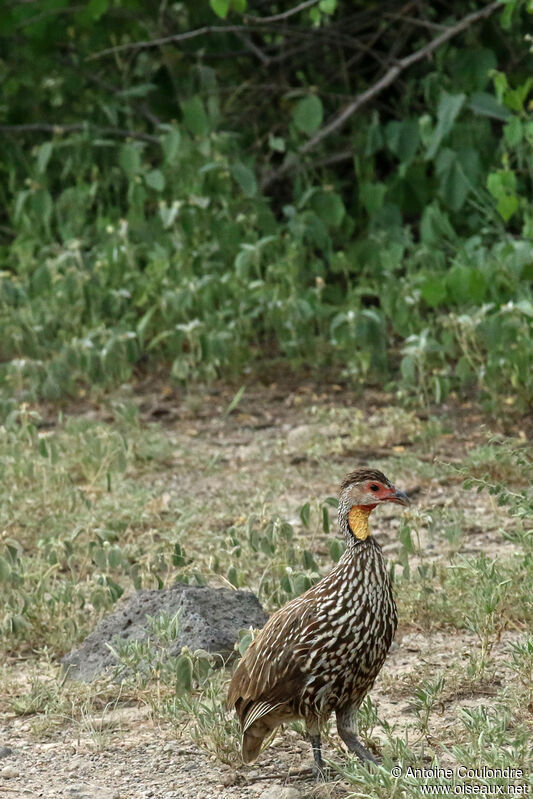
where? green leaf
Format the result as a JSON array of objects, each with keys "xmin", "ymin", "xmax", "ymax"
[
  {"xmin": 230, "ymin": 0, "xmax": 247, "ymax": 10},
  {"xmin": 162, "ymin": 128, "xmax": 181, "ymax": 163},
  {"xmin": 503, "ymin": 78, "xmax": 533, "ymax": 113},
  {"xmin": 299, "ymin": 502, "xmax": 311, "ymax": 527},
  {"xmin": 491, "ymin": 70, "xmax": 508, "ymax": 103},
  {"xmin": 420, "ymin": 204, "xmax": 456, "ymax": 245},
  {"xmin": 468, "ymin": 92, "xmax": 510, "ymax": 121},
  {"xmin": 231, "ymin": 163, "xmax": 257, "ymax": 197},
  {"xmin": 447, "ymin": 265, "xmax": 485, "ymax": 304},
  {"xmin": 172, "ymin": 543, "xmax": 186, "ymax": 567},
  {"xmin": 385, "ymin": 120, "xmax": 419, "ymax": 162},
  {"xmin": 210, "ymin": 0, "xmax": 230, "ymax": 18},
  {"xmin": 400, "ymin": 354, "xmax": 416, "ymax": 383},
  {"xmin": 321, "ymin": 505, "xmax": 330, "ymax": 534},
  {"xmin": 436, "ymin": 149, "xmax": 471, "ymax": 211},
  {"xmin": 452, "ymin": 48, "xmax": 497, "ymax": 93},
  {"xmin": 37, "ymin": 141, "xmax": 53, "ymax": 174},
  {"xmin": 268, "ymin": 134, "xmax": 285, "ymax": 152},
  {"xmin": 86, "ymin": 0, "xmax": 108, "ymax": 21},
  {"xmin": 421, "ymin": 276, "xmax": 447, "ymax": 307},
  {"xmin": 238, "ymin": 631, "xmax": 253, "ymax": 656},
  {"xmin": 302, "ymin": 549, "xmax": 318, "ymax": 570},
  {"xmin": 310, "ymin": 190, "xmax": 345, "ymax": 227},
  {"xmin": 487, "ymin": 170, "xmax": 517, "ymax": 199},
  {"xmin": 399, "ymin": 525, "xmax": 415, "ymax": 554},
  {"xmin": 32, "ymin": 189, "xmax": 53, "ymax": 230},
  {"xmin": 425, "ymin": 92, "xmax": 466, "ymax": 160},
  {"xmin": 329, "ymin": 539, "xmax": 344, "ymax": 562},
  {"xmin": 292, "ymin": 95, "xmax": 323, "ymax": 135},
  {"xmin": 227, "ymin": 565, "xmax": 239, "ymax": 587},
  {"xmin": 118, "ymin": 83, "xmax": 156, "ymax": 99},
  {"xmin": 224, "ymin": 385, "xmax": 246, "ymax": 416},
  {"xmin": 504, "ymin": 117, "xmax": 523, "ymax": 147},
  {"xmin": 181, "ymin": 97, "xmax": 209, "ymax": 137},
  {"xmin": 175, "ymin": 654, "xmax": 193, "ymax": 692},
  {"xmin": 496, "ymin": 194, "xmax": 519, "ymax": 221},
  {"xmin": 119, "ymin": 144, "xmax": 141, "ymax": 178},
  {"xmin": 0, "ymin": 556, "xmax": 12, "ymax": 582},
  {"xmin": 500, "ymin": 0, "xmax": 517, "ymax": 29},
  {"xmin": 359, "ymin": 182, "xmax": 386, "ymax": 214},
  {"xmin": 145, "ymin": 169, "xmax": 165, "ymax": 192},
  {"xmin": 108, "ymin": 547, "xmax": 123, "ymax": 568}
]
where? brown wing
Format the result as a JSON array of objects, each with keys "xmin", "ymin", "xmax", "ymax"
[{"xmin": 227, "ymin": 595, "xmax": 317, "ymax": 725}]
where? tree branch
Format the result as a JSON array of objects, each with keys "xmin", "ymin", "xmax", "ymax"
[
  {"xmin": 262, "ymin": 0, "xmax": 501, "ymax": 187},
  {"xmin": 242, "ymin": 0, "xmax": 320, "ymax": 24},
  {"xmin": 89, "ymin": 20, "xmax": 373, "ymax": 61},
  {"xmin": 0, "ymin": 123, "xmax": 159, "ymax": 144}
]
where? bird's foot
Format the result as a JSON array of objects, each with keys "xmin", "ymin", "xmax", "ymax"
[
  {"xmin": 312, "ymin": 760, "xmax": 332, "ymax": 782},
  {"xmin": 339, "ymin": 731, "xmax": 380, "ymax": 765},
  {"xmin": 352, "ymin": 739, "xmax": 380, "ymax": 766}
]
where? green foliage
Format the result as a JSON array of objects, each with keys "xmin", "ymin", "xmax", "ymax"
[{"xmin": 0, "ymin": 2, "xmax": 532, "ymax": 406}]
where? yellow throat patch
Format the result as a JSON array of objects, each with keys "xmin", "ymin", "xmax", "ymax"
[{"xmin": 348, "ymin": 505, "xmax": 372, "ymax": 540}]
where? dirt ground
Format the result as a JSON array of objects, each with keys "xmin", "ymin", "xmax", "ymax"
[{"xmin": 1, "ymin": 379, "xmax": 531, "ymax": 799}]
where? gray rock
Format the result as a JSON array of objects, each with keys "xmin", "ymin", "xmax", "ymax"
[
  {"xmin": 0, "ymin": 766, "xmax": 18, "ymax": 779},
  {"xmin": 62, "ymin": 584, "xmax": 267, "ymax": 681},
  {"xmin": 0, "ymin": 746, "xmax": 13, "ymax": 759},
  {"xmin": 65, "ymin": 785, "xmax": 115, "ymax": 799}
]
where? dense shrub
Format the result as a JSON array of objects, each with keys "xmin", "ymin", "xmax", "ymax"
[{"xmin": 0, "ymin": 1, "xmax": 532, "ymax": 408}]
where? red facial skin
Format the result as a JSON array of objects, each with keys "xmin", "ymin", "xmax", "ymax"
[{"xmin": 363, "ymin": 481, "xmax": 410, "ymax": 508}]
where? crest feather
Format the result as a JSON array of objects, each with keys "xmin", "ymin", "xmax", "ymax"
[{"xmin": 340, "ymin": 468, "xmax": 393, "ymax": 493}]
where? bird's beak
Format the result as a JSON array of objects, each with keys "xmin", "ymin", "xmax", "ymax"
[{"xmin": 388, "ymin": 488, "xmax": 410, "ymax": 506}]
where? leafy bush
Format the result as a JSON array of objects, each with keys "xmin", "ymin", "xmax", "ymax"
[{"xmin": 0, "ymin": 1, "xmax": 532, "ymax": 407}]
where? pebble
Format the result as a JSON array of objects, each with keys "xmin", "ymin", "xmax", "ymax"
[
  {"xmin": 221, "ymin": 771, "xmax": 237, "ymax": 787},
  {"xmin": 1, "ymin": 766, "xmax": 19, "ymax": 779},
  {"xmin": 259, "ymin": 787, "xmax": 302, "ymax": 799},
  {"xmin": 0, "ymin": 746, "xmax": 13, "ymax": 759}
]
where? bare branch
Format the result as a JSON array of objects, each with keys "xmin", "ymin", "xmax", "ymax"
[
  {"xmin": 89, "ymin": 25, "xmax": 244, "ymax": 59},
  {"xmin": 89, "ymin": 19, "xmax": 368, "ymax": 61},
  {"xmin": 263, "ymin": 0, "xmax": 501, "ymax": 187},
  {"xmin": 15, "ymin": 4, "xmax": 83, "ymax": 28},
  {"xmin": 0, "ymin": 123, "xmax": 159, "ymax": 144},
  {"xmin": 243, "ymin": 0, "xmax": 320, "ymax": 24},
  {"xmin": 235, "ymin": 32, "xmax": 271, "ymax": 65}
]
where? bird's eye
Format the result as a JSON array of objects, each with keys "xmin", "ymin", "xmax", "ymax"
[{"xmin": 369, "ymin": 483, "xmax": 380, "ymax": 492}]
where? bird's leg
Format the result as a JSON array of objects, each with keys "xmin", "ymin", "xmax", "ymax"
[
  {"xmin": 306, "ymin": 720, "xmax": 329, "ymax": 781},
  {"xmin": 336, "ymin": 707, "xmax": 379, "ymax": 765}
]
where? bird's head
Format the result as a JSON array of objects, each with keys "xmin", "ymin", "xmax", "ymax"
[{"xmin": 338, "ymin": 468, "xmax": 409, "ymax": 542}]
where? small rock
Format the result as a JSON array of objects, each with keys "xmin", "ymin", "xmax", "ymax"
[
  {"xmin": 62, "ymin": 584, "xmax": 268, "ymax": 681},
  {"xmin": 259, "ymin": 787, "xmax": 302, "ymax": 799},
  {"xmin": 1, "ymin": 766, "xmax": 19, "ymax": 779},
  {"xmin": 221, "ymin": 771, "xmax": 237, "ymax": 787},
  {"xmin": 0, "ymin": 746, "xmax": 13, "ymax": 759}
]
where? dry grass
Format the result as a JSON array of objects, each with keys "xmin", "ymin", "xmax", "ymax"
[{"xmin": 1, "ymin": 384, "xmax": 532, "ymax": 797}]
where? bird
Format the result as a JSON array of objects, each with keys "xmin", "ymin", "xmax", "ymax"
[{"xmin": 227, "ymin": 467, "xmax": 409, "ymax": 778}]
